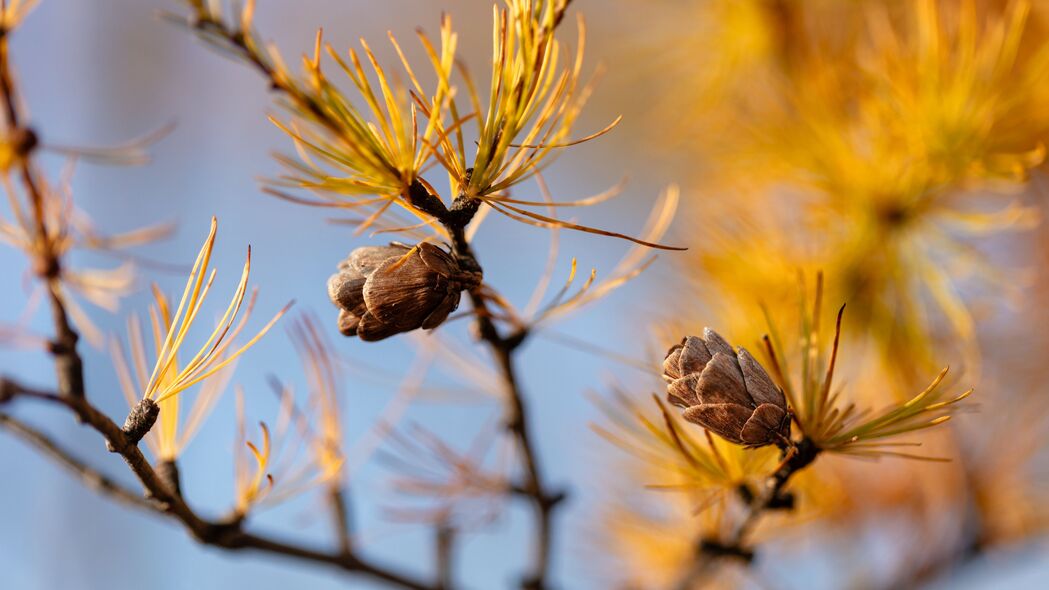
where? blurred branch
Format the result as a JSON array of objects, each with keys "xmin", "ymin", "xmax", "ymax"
[
  {"xmin": 443, "ymin": 212, "xmax": 567, "ymax": 590},
  {"xmin": 328, "ymin": 485, "xmax": 354, "ymax": 555},
  {"xmin": 435, "ymin": 522, "xmax": 456, "ymax": 590},
  {"xmin": 677, "ymin": 439, "xmax": 821, "ymax": 589},
  {"xmin": 0, "ymin": 23, "xmax": 84, "ymax": 400},
  {"xmin": 0, "ymin": 412, "xmax": 156, "ymax": 511}
]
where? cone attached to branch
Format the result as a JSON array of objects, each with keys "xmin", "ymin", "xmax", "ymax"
[
  {"xmin": 328, "ymin": 243, "xmax": 482, "ymax": 341},
  {"xmin": 663, "ymin": 328, "xmax": 790, "ymax": 448}
]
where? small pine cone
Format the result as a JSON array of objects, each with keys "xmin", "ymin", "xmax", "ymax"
[
  {"xmin": 327, "ymin": 243, "xmax": 482, "ymax": 342},
  {"xmin": 663, "ymin": 328, "xmax": 790, "ymax": 447}
]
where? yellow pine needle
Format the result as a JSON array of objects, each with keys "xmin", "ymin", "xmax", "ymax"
[
  {"xmin": 0, "ymin": 0, "xmax": 38, "ymax": 29},
  {"xmin": 239, "ymin": 423, "xmax": 274, "ymax": 512},
  {"xmin": 110, "ymin": 250, "xmax": 244, "ymax": 460},
  {"xmin": 233, "ymin": 388, "xmax": 270, "ymax": 514},
  {"xmin": 77, "ymin": 220, "xmax": 175, "ymax": 251},
  {"xmin": 775, "ymin": 278, "xmax": 972, "ymax": 457},
  {"xmin": 483, "ymin": 177, "xmax": 626, "ymax": 208},
  {"xmin": 507, "ymin": 115, "xmax": 622, "ymax": 150},
  {"xmin": 521, "ymin": 172, "xmax": 562, "ymax": 316},
  {"xmin": 405, "ymin": 17, "xmax": 461, "ymax": 170},
  {"xmin": 462, "ymin": 2, "xmax": 597, "ymax": 199},
  {"xmin": 588, "ymin": 389, "xmax": 773, "ymax": 494},
  {"xmin": 240, "ymin": 0, "xmax": 255, "ymax": 34},
  {"xmin": 525, "ymin": 186, "xmax": 678, "ymax": 326},
  {"xmin": 136, "ymin": 218, "xmax": 289, "ymax": 404},
  {"xmin": 541, "ymin": 257, "xmax": 579, "ymax": 312},
  {"xmin": 264, "ymin": 18, "xmax": 442, "ymax": 211},
  {"xmin": 290, "ymin": 314, "xmax": 346, "ymax": 482},
  {"xmin": 543, "ymin": 266, "xmax": 598, "ymax": 314}
]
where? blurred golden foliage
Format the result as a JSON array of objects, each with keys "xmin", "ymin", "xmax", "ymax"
[
  {"xmin": 592, "ymin": 0, "xmax": 1049, "ymax": 587},
  {"xmin": 661, "ymin": 0, "xmax": 1049, "ymax": 376}
]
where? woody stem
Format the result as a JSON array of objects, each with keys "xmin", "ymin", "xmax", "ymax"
[
  {"xmin": 440, "ymin": 205, "xmax": 565, "ymax": 590},
  {"xmin": 677, "ymin": 438, "xmax": 821, "ymax": 588}
]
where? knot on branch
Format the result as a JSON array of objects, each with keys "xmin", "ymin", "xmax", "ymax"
[
  {"xmin": 736, "ymin": 482, "xmax": 755, "ymax": 504},
  {"xmin": 503, "ymin": 328, "xmax": 529, "ymax": 351},
  {"xmin": 109, "ymin": 398, "xmax": 159, "ymax": 450},
  {"xmin": 45, "ymin": 331, "xmax": 79, "ymax": 355},
  {"xmin": 406, "ymin": 180, "xmax": 451, "ymax": 220},
  {"xmin": 445, "ymin": 194, "xmax": 481, "ymax": 230},
  {"xmin": 771, "ymin": 437, "xmax": 820, "ymax": 487},
  {"xmin": 32, "ymin": 254, "xmax": 61, "ymax": 281},
  {"xmin": 508, "ymin": 484, "xmax": 567, "ymax": 512},
  {"xmin": 767, "ymin": 490, "xmax": 796, "ymax": 510},
  {"xmin": 195, "ymin": 519, "xmax": 246, "ymax": 548},
  {"xmin": 157, "ymin": 458, "xmax": 183, "ymax": 497},
  {"xmin": 405, "ymin": 170, "xmax": 482, "ymax": 234},
  {"xmin": 699, "ymin": 538, "xmax": 755, "ymax": 563},
  {"xmin": 10, "ymin": 126, "xmax": 37, "ymax": 157}
]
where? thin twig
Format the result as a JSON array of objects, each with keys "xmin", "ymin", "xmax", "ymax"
[
  {"xmin": 328, "ymin": 485, "xmax": 354, "ymax": 555},
  {"xmin": 0, "ymin": 412, "xmax": 156, "ymax": 511},
  {"xmin": 676, "ymin": 439, "xmax": 821, "ymax": 588},
  {"xmin": 435, "ymin": 522, "xmax": 456, "ymax": 590},
  {"xmin": 446, "ymin": 221, "xmax": 566, "ymax": 590},
  {"xmin": 401, "ymin": 174, "xmax": 569, "ymax": 589},
  {"xmin": 0, "ymin": 24, "xmax": 85, "ymax": 400}
]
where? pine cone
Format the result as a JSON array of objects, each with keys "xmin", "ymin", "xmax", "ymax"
[
  {"xmin": 327, "ymin": 243, "xmax": 481, "ymax": 341},
  {"xmin": 663, "ymin": 328, "xmax": 790, "ymax": 447}
]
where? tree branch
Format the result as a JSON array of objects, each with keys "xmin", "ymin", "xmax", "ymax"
[
  {"xmin": 171, "ymin": 5, "xmax": 571, "ymax": 587},
  {"xmin": 441, "ymin": 216, "xmax": 566, "ymax": 590},
  {"xmin": 0, "ymin": 378, "xmax": 441, "ymax": 590},
  {"xmin": 676, "ymin": 438, "xmax": 821, "ymax": 589}
]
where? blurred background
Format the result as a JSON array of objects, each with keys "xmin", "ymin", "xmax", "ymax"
[{"xmin": 1, "ymin": 0, "xmax": 1048, "ymax": 588}]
